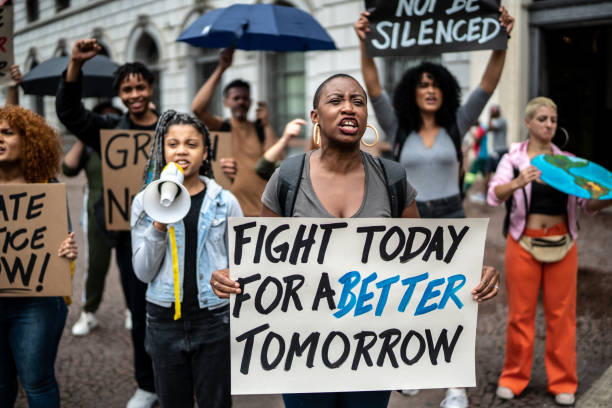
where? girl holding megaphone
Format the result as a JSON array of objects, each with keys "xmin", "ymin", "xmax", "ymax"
[{"xmin": 131, "ymin": 110, "xmax": 242, "ymax": 408}]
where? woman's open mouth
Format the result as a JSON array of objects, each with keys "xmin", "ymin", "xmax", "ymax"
[{"xmin": 338, "ymin": 118, "xmax": 359, "ymax": 135}]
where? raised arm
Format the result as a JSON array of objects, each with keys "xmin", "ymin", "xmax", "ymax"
[
  {"xmin": 61, "ymin": 140, "xmax": 87, "ymax": 177},
  {"xmin": 191, "ymin": 48, "xmax": 233, "ymax": 131},
  {"xmin": 354, "ymin": 11, "xmax": 382, "ymax": 99},
  {"xmin": 255, "ymin": 101, "xmax": 278, "ymax": 150},
  {"xmin": 263, "ymin": 119, "xmax": 306, "ymax": 163},
  {"xmin": 56, "ymin": 39, "xmax": 116, "ymax": 153},
  {"xmin": 479, "ymin": 6, "xmax": 514, "ymax": 94},
  {"xmin": 66, "ymin": 39, "xmax": 101, "ymax": 83},
  {"xmin": 5, "ymin": 65, "xmax": 22, "ymax": 106}
]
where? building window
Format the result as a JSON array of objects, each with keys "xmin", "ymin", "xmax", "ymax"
[
  {"xmin": 268, "ymin": 51, "xmax": 306, "ymax": 139},
  {"xmin": 28, "ymin": 60, "xmax": 45, "ymax": 116},
  {"xmin": 26, "ymin": 0, "xmax": 39, "ymax": 23},
  {"xmin": 194, "ymin": 51, "xmax": 223, "ymax": 117},
  {"xmin": 56, "ymin": 0, "xmax": 70, "ymax": 13},
  {"xmin": 133, "ymin": 33, "xmax": 161, "ymax": 110}
]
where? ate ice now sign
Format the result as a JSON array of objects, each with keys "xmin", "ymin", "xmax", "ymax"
[
  {"xmin": 229, "ymin": 217, "xmax": 488, "ymax": 394},
  {"xmin": 365, "ymin": 0, "xmax": 508, "ymax": 57}
]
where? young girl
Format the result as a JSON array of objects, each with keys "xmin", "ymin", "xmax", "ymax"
[
  {"xmin": 0, "ymin": 105, "xmax": 78, "ymax": 408},
  {"xmin": 131, "ymin": 110, "xmax": 242, "ymax": 408}
]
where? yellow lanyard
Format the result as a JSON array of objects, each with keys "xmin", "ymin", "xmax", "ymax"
[{"xmin": 168, "ymin": 226, "xmax": 182, "ymax": 320}]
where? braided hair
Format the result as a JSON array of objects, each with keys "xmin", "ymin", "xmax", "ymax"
[{"xmin": 142, "ymin": 110, "xmax": 214, "ymax": 189}]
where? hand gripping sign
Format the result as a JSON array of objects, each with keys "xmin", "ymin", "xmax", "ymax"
[{"xmin": 229, "ymin": 217, "xmax": 488, "ymax": 394}]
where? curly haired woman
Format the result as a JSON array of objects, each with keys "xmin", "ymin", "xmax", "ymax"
[
  {"xmin": 354, "ymin": 6, "xmax": 514, "ymax": 408},
  {"xmin": 0, "ymin": 105, "xmax": 78, "ymax": 408}
]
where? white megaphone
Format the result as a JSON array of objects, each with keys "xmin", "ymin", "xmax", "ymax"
[{"xmin": 143, "ymin": 162, "xmax": 191, "ymax": 224}]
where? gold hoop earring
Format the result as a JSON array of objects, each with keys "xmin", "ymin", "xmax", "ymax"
[
  {"xmin": 361, "ymin": 124, "xmax": 379, "ymax": 147},
  {"xmin": 312, "ymin": 123, "xmax": 321, "ymax": 146}
]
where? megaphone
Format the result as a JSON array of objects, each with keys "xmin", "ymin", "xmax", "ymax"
[{"xmin": 143, "ymin": 162, "xmax": 191, "ymax": 224}]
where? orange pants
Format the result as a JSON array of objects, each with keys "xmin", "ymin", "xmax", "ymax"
[{"xmin": 498, "ymin": 223, "xmax": 578, "ymax": 395}]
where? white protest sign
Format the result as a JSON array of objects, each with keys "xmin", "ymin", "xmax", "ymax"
[{"xmin": 229, "ymin": 217, "xmax": 489, "ymax": 394}]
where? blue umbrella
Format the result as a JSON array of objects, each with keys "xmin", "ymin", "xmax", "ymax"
[{"xmin": 177, "ymin": 4, "xmax": 336, "ymax": 51}]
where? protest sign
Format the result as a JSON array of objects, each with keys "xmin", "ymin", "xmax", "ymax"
[
  {"xmin": 229, "ymin": 217, "xmax": 489, "ymax": 394},
  {"xmin": 0, "ymin": 1, "xmax": 14, "ymax": 85},
  {"xmin": 365, "ymin": 0, "xmax": 507, "ymax": 57},
  {"xmin": 210, "ymin": 131, "xmax": 232, "ymax": 190},
  {"xmin": 0, "ymin": 184, "xmax": 71, "ymax": 297},
  {"xmin": 100, "ymin": 129, "xmax": 153, "ymax": 230}
]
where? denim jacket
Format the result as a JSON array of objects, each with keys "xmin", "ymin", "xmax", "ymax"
[{"xmin": 131, "ymin": 177, "xmax": 243, "ymax": 309}]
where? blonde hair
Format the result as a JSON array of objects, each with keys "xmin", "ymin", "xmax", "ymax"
[{"xmin": 525, "ymin": 97, "xmax": 557, "ymax": 121}]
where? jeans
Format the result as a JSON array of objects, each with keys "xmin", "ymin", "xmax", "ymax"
[
  {"xmin": 282, "ymin": 391, "xmax": 391, "ymax": 408},
  {"xmin": 145, "ymin": 304, "xmax": 231, "ymax": 408},
  {"xmin": 416, "ymin": 194, "xmax": 466, "ymax": 219},
  {"xmin": 0, "ymin": 297, "xmax": 68, "ymax": 408},
  {"xmin": 116, "ymin": 234, "xmax": 155, "ymax": 393}
]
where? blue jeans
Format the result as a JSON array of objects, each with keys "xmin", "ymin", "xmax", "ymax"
[
  {"xmin": 145, "ymin": 303, "xmax": 231, "ymax": 408},
  {"xmin": 0, "ymin": 297, "xmax": 68, "ymax": 408},
  {"xmin": 282, "ymin": 391, "xmax": 391, "ymax": 408}
]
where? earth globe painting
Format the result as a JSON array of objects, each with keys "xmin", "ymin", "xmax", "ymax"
[{"xmin": 531, "ymin": 154, "xmax": 612, "ymax": 200}]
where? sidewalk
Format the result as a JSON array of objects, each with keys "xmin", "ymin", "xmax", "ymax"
[{"xmin": 15, "ymin": 176, "xmax": 612, "ymax": 407}]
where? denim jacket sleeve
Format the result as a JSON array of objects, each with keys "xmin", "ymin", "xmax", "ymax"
[{"xmin": 130, "ymin": 191, "xmax": 167, "ymax": 283}]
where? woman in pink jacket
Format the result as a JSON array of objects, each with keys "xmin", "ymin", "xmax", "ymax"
[{"xmin": 487, "ymin": 97, "xmax": 611, "ymax": 406}]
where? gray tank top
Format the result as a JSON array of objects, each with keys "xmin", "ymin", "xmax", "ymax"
[{"xmin": 262, "ymin": 151, "xmax": 417, "ymax": 218}]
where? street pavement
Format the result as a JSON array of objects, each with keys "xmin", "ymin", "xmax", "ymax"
[{"xmin": 15, "ymin": 175, "xmax": 612, "ymax": 408}]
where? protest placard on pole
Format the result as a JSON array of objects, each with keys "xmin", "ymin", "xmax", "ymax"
[
  {"xmin": 100, "ymin": 129, "xmax": 153, "ymax": 231},
  {"xmin": 229, "ymin": 217, "xmax": 489, "ymax": 394},
  {"xmin": 0, "ymin": 184, "xmax": 71, "ymax": 297},
  {"xmin": 0, "ymin": 0, "xmax": 14, "ymax": 86},
  {"xmin": 210, "ymin": 131, "xmax": 232, "ymax": 190},
  {"xmin": 365, "ymin": 0, "xmax": 507, "ymax": 57}
]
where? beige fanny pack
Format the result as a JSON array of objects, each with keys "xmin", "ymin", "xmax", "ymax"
[{"xmin": 519, "ymin": 233, "xmax": 573, "ymax": 263}]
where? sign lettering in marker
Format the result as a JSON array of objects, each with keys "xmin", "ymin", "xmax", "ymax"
[
  {"xmin": 365, "ymin": 0, "xmax": 507, "ymax": 57},
  {"xmin": 229, "ymin": 217, "xmax": 489, "ymax": 394}
]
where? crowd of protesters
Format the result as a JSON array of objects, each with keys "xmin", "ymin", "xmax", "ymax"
[{"xmin": 1, "ymin": 4, "xmax": 611, "ymax": 408}]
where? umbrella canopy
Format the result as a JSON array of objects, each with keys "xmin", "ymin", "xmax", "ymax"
[
  {"xmin": 177, "ymin": 4, "xmax": 337, "ymax": 51},
  {"xmin": 21, "ymin": 55, "xmax": 119, "ymax": 97}
]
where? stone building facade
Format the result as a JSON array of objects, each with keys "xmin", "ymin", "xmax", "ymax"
[{"xmin": 10, "ymin": 0, "xmax": 611, "ymax": 165}]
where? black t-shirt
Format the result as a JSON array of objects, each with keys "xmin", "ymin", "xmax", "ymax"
[
  {"xmin": 147, "ymin": 187, "xmax": 210, "ymax": 320},
  {"xmin": 181, "ymin": 187, "xmax": 206, "ymax": 315}
]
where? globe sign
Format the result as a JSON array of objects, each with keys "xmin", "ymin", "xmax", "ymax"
[{"xmin": 531, "ymin": 154, "xmax": 612, "ymax": 200}]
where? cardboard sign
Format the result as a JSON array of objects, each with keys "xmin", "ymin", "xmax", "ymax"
[
  {"xmin": 0, "ymin": 1, "xmax": 14, "ymax": 85},
  {"xmin": 365, "ymin": 0, "xmax": 507, "ymax": 57},
  {"xmin": 0, "ymin": 184, "xmax": 71, "ymax": 297},
  {"xmin": 229, "ymin": 217, "xmax": 489, "ymax": 394},
  {"xmin": 210, "ymin": 131, "xmax": 233, "ymax": 190},
  {"xmin": 100, "ymin": 129, "xmax": 153, "ymax": 231}
]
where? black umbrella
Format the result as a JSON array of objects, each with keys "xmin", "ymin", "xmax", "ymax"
[{"xmin": 21, "ymin": 55, "xmax": 119, "ymax": 97}]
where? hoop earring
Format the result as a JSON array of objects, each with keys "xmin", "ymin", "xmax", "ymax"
[
  {"xmin": 558, "ymin": 127, "xmax": 569, "ymax": 149},
  {"xmin": 361, "ymin": 124, "xmax": 379, "ymax": 147},
  {"xmin": 312, "ymin": 123, "xmax": 320, "ymax": 146}
]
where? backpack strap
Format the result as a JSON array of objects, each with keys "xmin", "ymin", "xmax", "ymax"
[
  {"xmin": 254, "ymin": 120, "xmax": 266, "ymax": 144},
  {"xmin": 503, "ymin": 165, "xmax": 522, "ymax": 237},
  {"xmin": 378, "ymin": 157, "xmax": 407, "ymax": 218},
  {"xmin": 277, "ymin": 153, "xmax": 306, "ymax": 217}
]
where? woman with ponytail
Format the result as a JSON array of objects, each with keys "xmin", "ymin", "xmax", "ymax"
[{"xmin": 131, "ymin": 110, "xmax": 242, "ymax": 408}]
